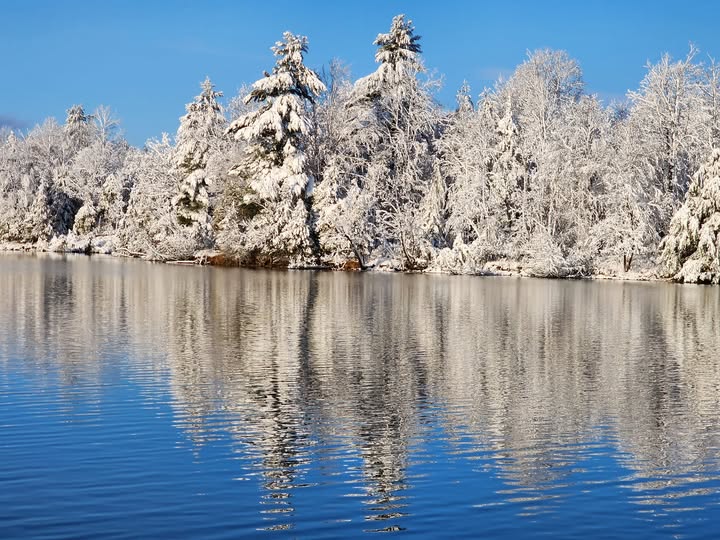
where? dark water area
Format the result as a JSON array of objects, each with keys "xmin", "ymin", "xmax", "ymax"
[{"xmin": 1, "ymin": 254, "xmax": 720, "ymax": 539}]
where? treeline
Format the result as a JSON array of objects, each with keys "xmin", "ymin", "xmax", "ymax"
[{"xmin": 1, "ymin": 15, "xmax": 720, "ymax": 282}]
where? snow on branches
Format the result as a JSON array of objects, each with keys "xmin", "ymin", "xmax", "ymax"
[
  {"xmin": 173, "ymin": 77, "xmax": 225, "ymax": 228},
  {"xmin": 225, "ymin": 32, "xmax": 325, "ymax": 265},
  {"xmin": 2, "ymin": 14, "xmax": 720, "ymax": 279},
  {"xmin": 661, "ymin": 148, "xmax": 720, "ymax": 283}
]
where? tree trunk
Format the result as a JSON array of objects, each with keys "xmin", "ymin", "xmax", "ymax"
[{"xmin": 623, "ymin": 252, "xmax": 634, "ymax": 273}]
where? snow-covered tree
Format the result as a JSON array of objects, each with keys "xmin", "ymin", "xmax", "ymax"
[
  {"xmin": 64, "ymin": 105, "xmax": 92, "ymax": 150},
  {"xmin": 225, "ymin": 32, "xmax": 326, "ymax": 265},
  {"xmin": 316, "ymin": 14, "xmax": 440, "ymax": 269},
  {"xmin": 69, "ymin": 140, "xmax": 130, "ymax": 236},
  {"xmin": 590, "ymin": 104, "xmax": 657, "ymax": 272},
  {"xmin": 700, "ymin": 59, "xmax": 720, "ymax": 149},
  {"xmin": 434, "ymin": 83, "xmax": 516, "ymax": 272},
  {"xmin": 490, "ymin": 50, "xmax": 611, "ymax": 275},
  {"xmin": 441, "ymin": 51, "xmax": 589, "ymax": 275},
  {"xmin": 354, "ymin": 13, "xmax": 422, "ymax": 97},
  {"xmin": 0, "ymin": 131, "xmax": 26, "ymax": 240},
  {"xmin": 116, "ymin": 135, "xmax": 193, "ymax": 260},
  {"xmin": 455, "ymin": 81, "xmax": 474, "ymax": 114},
  {"xmin": 544, "ymin": 94, "xmax": 609, "ymax": 266},
  {"xmin": 172, "ymin": 77, "xmax": 226, "ymax": 228},
  {"xmin": 14, "ymin": 119, "xmax": 84, "ymax": 242},
  {"xmin": 92, "ymin": 105, "xmax": 122, "ymax": 144},
  {"xmin": 96, "ymin": 171, "xmax": 131, "ymax": 233},
  {"xmin": 484, "ymin": 97, "xmax": 529, "ymax": 251},
  {"xmin": 626, "ymin": 49, "xmax": 705, "ymax": 237},
  {"xmin": 440, "ymin": 85, "xmax": 490, "ymax": 257},
  {"xmin": 305, "ymin": 60, "xmax": 359, "ymax": 265},
  {"xmin": 62, "ymin": 105, "xmax": 129, "ymax": 239},
  {"xmin": 660, "ymin": 148, "xmax": 720, "ymax": 283},
  {"xmin": 225, "ymin": 83, "xmax": 256, "ymax": 123}
]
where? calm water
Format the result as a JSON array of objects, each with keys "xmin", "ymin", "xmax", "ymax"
[{"xmin": 1, "ymin": 254, "xmax": 720, "ymax": 539}]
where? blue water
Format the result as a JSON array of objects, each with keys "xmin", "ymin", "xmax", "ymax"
[{"xmin": 1, "ymin": 254, "xmax": 719, "ymax": 538}]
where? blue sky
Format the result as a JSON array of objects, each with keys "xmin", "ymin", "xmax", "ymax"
[{"xmin": 2, "ymin": 0, "xmax": 720, "ymax": 146}]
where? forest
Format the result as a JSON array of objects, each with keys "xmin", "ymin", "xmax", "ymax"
[{"xmin": 2, "ymin": 15, "xmax": 720, "ymax": 283}]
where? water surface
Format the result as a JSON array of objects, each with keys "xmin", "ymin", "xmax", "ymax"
[{"xmin": 1, "ymin": 254, "xmax": 720, "ymax": 538}]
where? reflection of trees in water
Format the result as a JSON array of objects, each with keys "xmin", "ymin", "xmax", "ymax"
[
  {"xmin": 1, "ymin": 256, "xmax": 720, "ymax": 526},
  {"xmin": 435, "ymin": 279, "xmax": 720, "ymax": 512},
  {"xmin": 604, "ymin": 285, "xmax": 720, "ymax": 509},
  {"xmin": 156, "ymin": 271, "xmax": 720, "ymax": 523},
  {"xmin": 0, "ymin": 254, "xmax": 129, "ymax": 413},
  {"xmin": 309, "ymin": 275, "xmax": 428, "ymax": 530}
]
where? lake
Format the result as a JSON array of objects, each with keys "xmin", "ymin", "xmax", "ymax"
[{"xmin": 1, "ymin": 254, "xmax": 719, "ymax": 539}]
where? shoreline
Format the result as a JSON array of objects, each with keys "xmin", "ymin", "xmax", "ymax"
[{"xmin": 0, "ymin": 239, "xmax": 668, "ymax": 284}]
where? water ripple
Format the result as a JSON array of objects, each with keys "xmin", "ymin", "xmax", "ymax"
[{"xmin": 1, "ymin": 255, "xmax": 720, "ymax": 538}]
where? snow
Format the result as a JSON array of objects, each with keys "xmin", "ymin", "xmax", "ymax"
[
  {"xmin": 0, "ymin": 17, "xmax": 719, "ymax": 282},
  {"xmin": 661, "ymin": 149, "xmax": 720, "ymax": 283}
]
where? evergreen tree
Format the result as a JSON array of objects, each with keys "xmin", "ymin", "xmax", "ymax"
[
  {"xmin": 455, "ymin": 81, "xmax": 474, "ymax": 114},
  {"xmin": 64, "ymin": 104, "xmax": 92, "ymax": 150},
  {"xmin": 172, "ymin": 77, "xmax": 226, "ymax": 228},
  {"xmin": 226, "ymin": 32, "xmax": 325, "ymax": 265},
  {"xmin": 488, "ymin": 99, "xmax": 527, "ymax": 242},
  {"xmin": 660, "ymin": 148, "xmax": 720, "ymax": 283},
  {"xmin": 316, "ymin": 14, "xmax": 439, "ymax": 270},
  {"xmin": 355, "ymin": 14, "xmax": 422, "ymax": 97}
]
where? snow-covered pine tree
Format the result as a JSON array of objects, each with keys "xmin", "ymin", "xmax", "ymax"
[
  {"xmin": 440, "ymin": 89, "xmax": 526, "ymax": 269},
  {"xmin": 317, "ymin": 14, "xmax": 439, "ymax": 270},
  {"xmin": 24, "ymin": 179, "xmax": 54, "ymax": 242},
  {"xmin": 64, "ymin": 105, "xmax": 92, "ymax": 150},
  {"xmin": 361, "ymin": 15, "xmax": 440, "ymax": 269},
  {"xmin": 455, "ymin": 81, "xmax": 474, "ymax": 115},
  {"xmin": 225, "ymin": 32, "xmax": 325, "ymax": 265},
  {"xmin": 419, "ymin": 85, "xmax": 477, "ymax": 255},
  {"xmin": 355, "ymin": 13, "xmax": 422, "ymax": 97},
  {"xmin": 660, "ymin": 148, "xmax": 720, "ymax": 283},
  {"xmin": 488, "ymin": 98, "xmax": 527, "ymax": 242},
  {"xmin": 172, "ymin": 77, "xmax": 226, "ymax": 228}
]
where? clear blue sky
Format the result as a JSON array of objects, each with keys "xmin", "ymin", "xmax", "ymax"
[{"xmin": 2, "ymin": 0, "xmax": 719, "ymax": 146}]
